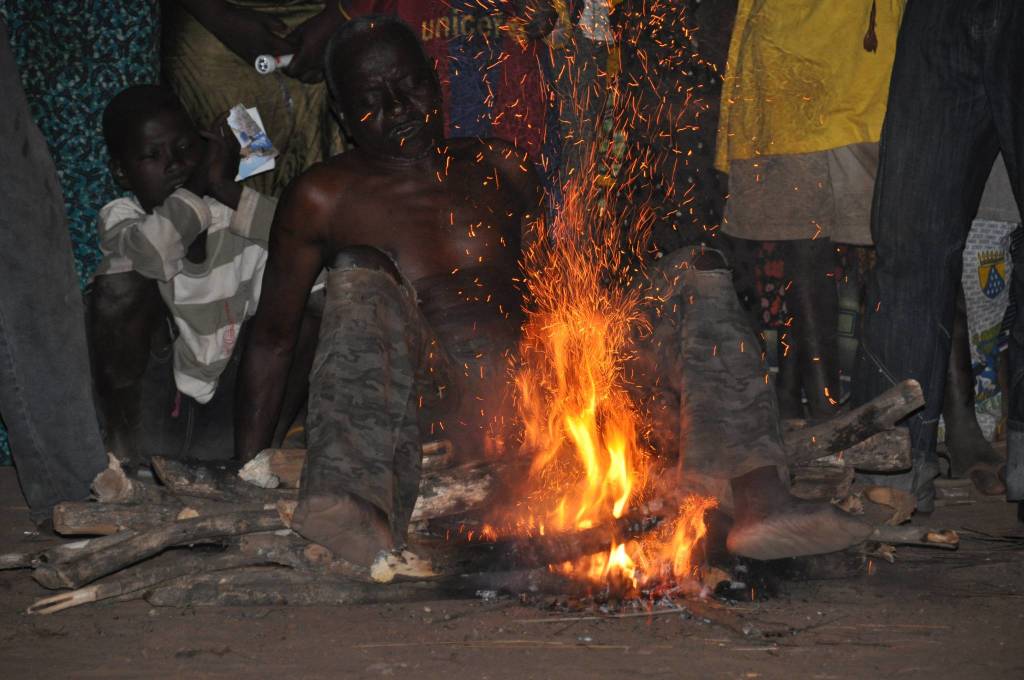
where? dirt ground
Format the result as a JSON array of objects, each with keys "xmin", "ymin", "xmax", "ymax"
[{"xmin": 0, "ymin": 467, "xmax": 1021, "ymax": 679}]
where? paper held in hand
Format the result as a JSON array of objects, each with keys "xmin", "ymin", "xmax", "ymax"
[{"xmin": 227, "ymin": 105, "xmax": 278, "ymax": 181}]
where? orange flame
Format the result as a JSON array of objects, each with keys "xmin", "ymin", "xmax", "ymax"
[
  {"xmin": 495, "ymin": 1, "xmax": 716, "ymax": 594},
  {"xmin": 506, "ymin": 169, "xmax": 715, "ymax": 592}
]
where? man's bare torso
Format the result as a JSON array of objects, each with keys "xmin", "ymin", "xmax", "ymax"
[{"xmin": 304, "ymin": 137, "xmax": 531, "ymax": 322}]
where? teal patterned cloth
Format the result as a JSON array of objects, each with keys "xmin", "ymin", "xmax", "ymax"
[{"xmin": 0, "ymin": 1, "xmax": 161, "ymax": 465}]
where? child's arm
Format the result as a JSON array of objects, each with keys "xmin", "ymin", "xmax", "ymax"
[
  {"xmin": 228, "ymin": 189, "xmax": 278, "ymax": 248},
  {"xmin": 98, "ymin": 192, "xmax": 212, "ymax": 282}
]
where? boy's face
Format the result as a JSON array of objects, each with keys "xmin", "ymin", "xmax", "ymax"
[{"xmin": 111, "ymin": 108, "xmax": 204, "ymax": 212}]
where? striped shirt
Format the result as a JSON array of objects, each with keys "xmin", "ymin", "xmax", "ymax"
[{"xmin": 96, "ymin": 187, "xmax": 277, "ymax": 404}]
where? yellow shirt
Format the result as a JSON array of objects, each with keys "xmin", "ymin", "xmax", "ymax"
[{"xmin": 715, "ymin": 0, "xmax": 905, "ymax": 171}]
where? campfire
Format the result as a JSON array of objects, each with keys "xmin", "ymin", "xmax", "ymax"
[{"xmin": 483, "ymin": 168, "xmax": 717, "ymax": 595}]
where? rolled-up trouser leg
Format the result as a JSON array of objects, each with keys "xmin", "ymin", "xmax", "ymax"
[
  {"xmin": 631, "ymin": 248, "xmax": 787, "ymax": 512},
  {"xmin": 300, "ymin": 267, "xmax": 448, "ymax": 541}
]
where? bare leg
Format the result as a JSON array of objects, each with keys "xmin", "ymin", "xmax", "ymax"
[
  {"xmin": 783, "ymin": 239, "xmax": 841, "ymax": 420},
  {"xmin": 89, "ymin": 272, "xmax": 164, "ymax": 470},
  {"xmin": 271, "ymin": 303, "xmax": 321, "ymax": 448},
  {"xmin": 942, "ymin": 286, "xmax": 1005, "ymax": 494}
]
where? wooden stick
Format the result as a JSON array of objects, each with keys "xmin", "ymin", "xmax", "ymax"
[
  {"xmin": 144, "ymin": 566, "xmax": 576, "ymax": 608},
  {"xmin": 801, "ymin": 429, "xmax": 911, "ymax": 472},
  {"xmin": 0, "ymin": 531, "xmax": 139, "ymax": 571},
  {"xmin": 789, "ymin": 465, "xmax": 855, "ymax": 501},
  {"xmin": 53, "ymin": 501, "xmax": 180, "ymax": 536},
  {"xmin": 52, "ymin": 500, "xmax": 270, "ymax": 536},
  {"xmin": 164, "ymin": 455, "xmax": 506, "ymax": 522},
  {"xmin": 869, "ymin": 525, "xmax": 960, "ymax": 549},
  {"xmin": 91, "ymin": 453, "xmax": 169, "ymax": 504},
  {"xmin": 440, "ymin": 514, "xmax": 663, "ymax": 574},
  {"xmin": 32, "ymin": 509, "xmax": 285, "ymax": 590},
  {"xmin": 27, "ymin": 549, "xmax": 267, "ymax": 615},
  {"xmin": 784, "ymin": 379, "xmax": 923, "ymax": 466},
  {"xmin": 412, "ymin": 463, "xmax": 498, "ymax": 523},
  {"xmin": 152, "ymin": 457, "xmax": 294, "ymax": 504}
]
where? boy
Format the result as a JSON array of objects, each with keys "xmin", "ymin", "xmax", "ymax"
[{"xmin": 91, "ymin": 85, "xmax": 309, "ymax": 467}]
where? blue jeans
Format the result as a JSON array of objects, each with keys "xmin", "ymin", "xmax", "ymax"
[
  {"xmin": 854, "ymin": 0, "xmax": 1024, "ymax": 508},
  {"xmin": 0, "ymin": 23, "xmax": 106, "ymax": 523}
]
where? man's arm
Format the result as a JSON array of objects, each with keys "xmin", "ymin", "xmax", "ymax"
[
  {"xmin": 234, "ymin": 173, "xmax": 330, "ymax": 460},
  {"xmin": 175, "ymin": 0, "xmax": 293, "ymax": 66},
  {"xmin": 228, "ymin": 188, "xmax": 278, "ymax": 247}
]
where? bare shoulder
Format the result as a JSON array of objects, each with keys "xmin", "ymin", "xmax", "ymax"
[
  {"xmin": 448, "ymin": 137, "xmax": 542, "ymax": 214},
  {"xmin": 273, "ymin": 152, "xmax": 366, "ymax": 236},
  {"xmin": 449, "ymin": 137, "xmax": 532, "ymax": 175}
]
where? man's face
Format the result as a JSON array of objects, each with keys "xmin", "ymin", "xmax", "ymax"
[
  {"xmin": 334, "ymin": 29, "xmax": 444, "ymax": 161},
  {"xmin": 112, "ymin": 108, "xmax": 204, "ymax": 212}
]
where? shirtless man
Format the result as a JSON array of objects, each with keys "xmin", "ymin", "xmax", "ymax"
[
  {"xmin": 237, "ymin": 15, "xmax": 872, "ymax": 568},
  {"xmin": 235, "ymin": 15, "xmax": 540, "ymax": 565}
]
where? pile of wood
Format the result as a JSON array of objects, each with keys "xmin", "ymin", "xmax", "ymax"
[{"xmin": 0, "ymin": 379, "xmax": 958, "ymax": 615}]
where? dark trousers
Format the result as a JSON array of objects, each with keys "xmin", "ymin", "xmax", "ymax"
[
  {"xmin": 854, "ymin": 0, "xmax": 1024, "ymax": 506},
  {"xmin": 0, "ymin": 23, "xmax": 105, "ymax": 522}
]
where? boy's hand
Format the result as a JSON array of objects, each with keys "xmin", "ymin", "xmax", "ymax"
[{"xmin": 185, "ymin": 117, "xmax": 243, "ymax": 209}]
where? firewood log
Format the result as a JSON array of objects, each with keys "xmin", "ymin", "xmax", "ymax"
[
  {"xmin": 27, "ymin": 549, "xmax": 268, "ymax": 614},
  {"xmin": 797, "ymin": 429, "xmax": 911, "ymax": 471},
  {"xmin": 32, "ymin": 509, "xmax": 285, "ymax": 590},
  {"xmin": 144, "ymin": 566, "xmax": 576, "ymax": 607},
  {"xmin": 0, "ymin": 531, "xmax": 138, "ymax": 571},
  {"xmin": 789, "ymin": 465, "xmax": 855, "ymax": 501},
  {"xmin": 91, "ymin": 453, "xmax": 170, "ymax": 504},
  {"xmin": 869, "ymin": 525, "xmax": 959, "ymax": 549},
  {"xmin": 52, "ymin": 500, "xmax": 269, "ymax": 536},
  {"xmin": 152, "ymin": 457, "xmax": 294, "ymax": 504},
  {"xmin": 783, "ymin": 379, "xmax": 923, "ymax": 468},
  {"xmin": 167, "ymin": 455, "xmax": 509, "ymax": 523},
  {"xmin": 438, "ymin": 514, "xmax": 663, "ymax": 574}
]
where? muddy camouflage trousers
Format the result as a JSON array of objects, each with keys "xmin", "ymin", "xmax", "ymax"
[
  {"xmin": 629, "ymin": 249, "xmax": 788, "ymax": 507},
  {"xmin": 300, "ymin": 266, "xmax": 517, "ymax": 540},
  {"xmin": 301, "ymin": 249, "xmax": 786, "ymax": 535}
]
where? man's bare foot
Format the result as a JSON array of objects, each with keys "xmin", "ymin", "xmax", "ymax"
[
  {"xmin": 291, "ymin": 493, "xmax": 393, "ymax": 567},
  {"xmin": 726, "ymin": 466, "xmax": 872, "ymax": 561},
  {"xmin": 968, "ymin": 463, "xmax": 1006, "ymax": 496}
]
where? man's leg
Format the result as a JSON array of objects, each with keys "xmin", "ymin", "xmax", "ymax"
[
  {"xmin": 780, "ymin": 238, "xmax": 841, "ymax": 420},
  {"xmin": 637, "ymin": 248, "xmax": 870, "ymax": 560},
  {"xmin": 854, "ymin": 0, "xmax": 1000, "ymax": 512},
  {"xmin": 291, "ymin": 249, "xmax": 445, "ymax": 566},
  {"xmin": 987, "ymin": 1, "xmax": 1024, "ymax": 506},
  {"xmin": 0, "ymin": 23, "xmax": 106, "ymax": 523}
]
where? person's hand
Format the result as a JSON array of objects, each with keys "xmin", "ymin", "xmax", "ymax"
[
  {"xmin": 180, "ymin": 0, "xmax": 293, "ymax": 66},
  {"xmin": 185, "ymin": 115, "xmax": 243, "ymax": 209},
  {"xmin": 281, "ymin": 8, "xmax": 345, "ymax": 83}
]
